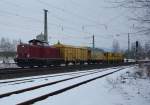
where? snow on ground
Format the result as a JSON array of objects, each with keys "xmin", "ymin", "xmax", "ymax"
[
  {"xmin": 0, "ymin": 58, "xmax": 17, "ymax": 68},
  {"xmin": 0, "ymin": 65, "xmax": 149, "ymax": 105},
  {"xmin": 34, "ymin": 66, "xmax": 150, "ymax": 105},
  {"xmin": 0, "ymin": 63, "xmax": 18, "ymax": 68},
  {"xmin": 0, "ymin": 66, "xmax": 123, "ymax": 87},
  {"xmin": 0, "ymin": 67, "xmax": 113, "ymax": 94},
  {"xmin": 0, "ymin": 67, "xmax": 120, "ymax": 105}
]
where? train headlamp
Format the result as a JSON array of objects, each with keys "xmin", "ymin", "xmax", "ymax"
[
  {"xmin": 21, "ymin": 45, "xmax": 25, "ymax": 48},
  {"xmin": 27, "ymin": 54, "xmax": 30, "ymax": 58}
]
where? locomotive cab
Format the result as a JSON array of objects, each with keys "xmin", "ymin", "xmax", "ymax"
[
  {"xmin": 16, "ymin": 39, "xmax": 44, "ymax": 59},
  {"xmin": 16, "ymin": 44, "xmax": 30, "ymax": 59}
]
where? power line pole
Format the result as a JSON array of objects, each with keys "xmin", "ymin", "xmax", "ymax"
[
  {"xmin": 128, "ymin": 33, "xmax": 130, "ymax": 59},
  {"xmin": 44, "ymin": 9, "xmax": 48, "ymax": 43},
  {"xmin": 92, "ymin": 35, "xmax": 95, "ymax": 49}
]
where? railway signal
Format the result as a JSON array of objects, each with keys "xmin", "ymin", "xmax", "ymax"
[{"xmin": 135, "ymin": 41, "xmax": 139, "ymax": 61}]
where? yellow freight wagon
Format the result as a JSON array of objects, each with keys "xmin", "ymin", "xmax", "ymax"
[
  {"xmin": 53, "ymin": 43, "xmax": 90, "ymax": 63},
  {"xmin": 104, "ymin": 52, "xmax": 124, "ymax": 63},
  {"xmin": 113, "ymin": 53, "xmax": 118, "ymax": 62},
  {"xmin": 108, "ymin": 52, "xmax": 114, "ymax": 61},
  {"xmin": 91, "ymin": 50, "xmax": 106, "ymax": 62},
  {"xmin": 115, "ymin": 53, "xmax": 124, "ymax": 62},
  {"xmin": 104, "ymin": 52, "xmax": 114, "ymax": 63}
]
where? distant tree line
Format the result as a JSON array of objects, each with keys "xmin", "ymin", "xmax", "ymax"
[
  {"xmin": 0, "ymin": 37, "xmax": 18, "ymax": 58},
  {"xmin": 110, "ymin": 0, "xmax": 150, "ymax": 59},
  {"xmin": 112, "ymin": 39, "xmax": 150, "ymax": 59},
  {"xmin": 124, "ymin": 41, "xmax": 150, "ymax": 59},
  {"xmin": 111, "ymin": 0, "xmax": 150, "ymax": 37},
  {"xmin": 112, "ymin": 39, "xmax": 120, "ymax": 53}
]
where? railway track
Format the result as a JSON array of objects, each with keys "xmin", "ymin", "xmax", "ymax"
[
  {"xmin": 0, "ymin": 66, "xmax": 133, "ymax": 105},
  {"xmin": 0, "ymin": 62, "xmax": 135, "ymax": 80},
  {"xmin": 0, "ymin": 66, "xmax": 117, "ymax": 84}
]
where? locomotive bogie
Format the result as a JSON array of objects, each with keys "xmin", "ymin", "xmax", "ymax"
[{"xmin": 14, "ymin": 58, "xmax": 64, "ymax": 67}]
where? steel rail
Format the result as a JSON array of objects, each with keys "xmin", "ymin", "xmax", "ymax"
[
  {"xmin": 17, "ymin": 67, "xmax": 127, "ymax": 105},
  {"xmin": 0, "ymin": 67, "xmax": 117, "ymax": 98}
]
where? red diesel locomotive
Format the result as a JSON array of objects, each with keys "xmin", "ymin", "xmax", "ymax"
[{"xmin": 14, "ymin": 39, "xmax": 63, "ymax": 67}]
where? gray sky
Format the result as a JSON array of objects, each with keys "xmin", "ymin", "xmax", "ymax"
[{"xmin": 0, "ymin": 0, "xmax": 148, "ymax": 50}]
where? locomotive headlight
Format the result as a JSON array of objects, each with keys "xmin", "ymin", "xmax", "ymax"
[
  {"xmin": 27, "ymin": 54, "xmax": 30, "ymax": 58},
  {"xmin": 16, "ymin": 54, "xmax": 18, "ymax": 58},
  {"xmin": 21, "ymin": 45, "xmax": 25, "ymax": 48}
]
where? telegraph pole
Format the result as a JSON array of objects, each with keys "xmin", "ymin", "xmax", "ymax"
[
  {"xmin": 128, "ymin": 33, "xmax": 130, "ymax": 59},
  {"xmin": 92, "ymin": 35, "xmax": 95, "ymax": 49},
  {"xmin": 44, "ymin": 9, "xmax": 48, "ymax": 43}
]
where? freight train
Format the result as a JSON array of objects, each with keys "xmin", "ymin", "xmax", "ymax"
[{"xmin": 14, "ymin": 39, "xmax": 124, "ymax": 67}]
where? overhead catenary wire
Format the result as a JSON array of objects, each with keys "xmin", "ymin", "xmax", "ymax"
[
  {"xmin": 0, "ymin": 0, "xmax": 23, "ymax": 8},
  {"xmin": 0, "ymin": 0, "xmax": 148, "ymax": 47},
  {"xmin": 0, "ymin": 0, "xmax": 133, "ymax": 35},
  {"xmin": 35, "ymin": 0, "xmax": 104, "ymax": 26},
  {"xmin": 0, "ymin": 8, "xmax": 145, "ymax": 41},
  {"xmin": 0, "ymin": 8, "xmax": 112, "ymax": 40},
  {"xmin": 2, "ymin": 0, "xmax": 129, "ymax": 29}
]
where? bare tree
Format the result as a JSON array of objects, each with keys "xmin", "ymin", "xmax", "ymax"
[
  {"xmin": 112, "ymin": 39, "xmax": 120, "ymax": 52},
  {"xmin": 128, "ymin": 41, "xmax": 145, "ymax": 59},
  {"xmin": 144, "ymin": 41, "xmax": 150, "ymax": 58},
  {"xmin": 110, "ymin": 0, "xmax": 150, "ymax": 36},
  {"xmin": 0, "ymin": 38, "xmax": 11, "ymax": 52},
  {"xmin": 0, "ymin": 37, "xmax": 19, "ymax": 63},
  {"xmin": 0, "ymin": 37, "xmax": 18, "ymax": 52}
]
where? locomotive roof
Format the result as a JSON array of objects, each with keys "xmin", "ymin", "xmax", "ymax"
[
  {"xmin": 28, "ymin": 39, "xmax": 49, "ymax": 46},
  {"xmin": 28, "ymin": 39, "xmax": 45, "ymax": 43}
]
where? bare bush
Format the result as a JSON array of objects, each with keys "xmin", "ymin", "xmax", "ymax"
[{"xmin": 137, "ymin": 63, "xmax": 150, "ymax": 78}]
